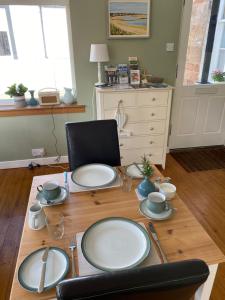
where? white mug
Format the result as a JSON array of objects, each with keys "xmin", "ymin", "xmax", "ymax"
[{"xmin": 28, "ymin": 203, "xmax": 46, "ymax": 230}]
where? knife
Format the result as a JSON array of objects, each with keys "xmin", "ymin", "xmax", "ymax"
[
  {"xmin": 38, "ymin": 247, "xmax": 50, "ymax": 293},
  {"xmin": 148, "ymin": 222, "xmax": 168, "ymax": 263},
  {"xmin": 133, "ymin": 162, "xmax": 143, "ymax": 176}
]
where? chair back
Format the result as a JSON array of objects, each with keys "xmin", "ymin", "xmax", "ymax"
[
  {"xmin": 56, "ymin": 259, "xmax": 209, "ymax": 300},
  {"xmin": 66, "ymin": 120, "xmax": 121, "ymax": 170}
]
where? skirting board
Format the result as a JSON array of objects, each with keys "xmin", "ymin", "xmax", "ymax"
[{"xmin": 0, "ymin": 156, "xmax": 68, "ymax": 169}]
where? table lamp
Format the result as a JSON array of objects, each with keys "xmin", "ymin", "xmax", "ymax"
[{"xmin": 90, "ymin": 44, "xmax": 109, "ymax": 86}]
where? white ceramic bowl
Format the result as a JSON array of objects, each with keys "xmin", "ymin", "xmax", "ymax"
[{"xmin": 159, "ymin": 183, "xmax": 176, "ymax": 200}]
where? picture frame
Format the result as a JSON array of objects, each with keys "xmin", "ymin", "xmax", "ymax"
[
  {"xmin": 130, "ymin": 69, "xmax": 141, "ymax": 85},
  {"xmin": 108, "ymin": 0, "xmax": 151, "ymax": 39}
]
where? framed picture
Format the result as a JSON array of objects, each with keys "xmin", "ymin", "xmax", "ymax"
[
  {"xmin": 130, "ymin": 70, "xmax": 140, "ymax": 85},
  {"xmin": 108, "ymin": 0, "xmax": 150, "ymax": 39}
]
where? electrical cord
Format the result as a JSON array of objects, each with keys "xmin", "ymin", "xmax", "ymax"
[
  {"xmin": 91, "ymin": 86, "xmax": 96, "ymax": 120},
  {"xmin": 51, "ymin": 105, "xmax": 61, "ymax": 162},
  {"xmin": 46, "ymin": 164, "xmax": 69, "ymax": 170}
]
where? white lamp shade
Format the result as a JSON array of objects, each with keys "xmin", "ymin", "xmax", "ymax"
[{"xmin": 90, "ymin": 44, "xmax": 109, "ymax": 62}]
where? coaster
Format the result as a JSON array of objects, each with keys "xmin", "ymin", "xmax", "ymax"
[
  {"xmin": 76, "ymin": 223, "xmax": 162, "ymax": 277},
  {"xmin": 68, "ymin": 170, "xmax": 121, "ymax": 193}
]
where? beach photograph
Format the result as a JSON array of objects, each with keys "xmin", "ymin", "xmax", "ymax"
[{"xmin": 108, "ymin": 0, "xmax": 150, "ymax": 38}]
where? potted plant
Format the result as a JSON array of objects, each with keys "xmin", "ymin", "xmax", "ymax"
[
  {"xmin": 212, "ymin": 70, "xmax": 225, "ymax": 83},
  {"xmin": 137, "ymin": 155, "xmax": 156, "ymax": 197},
  {"xmin": 5, "ymin": 83, "xmax": 28, "ymax": 108}
]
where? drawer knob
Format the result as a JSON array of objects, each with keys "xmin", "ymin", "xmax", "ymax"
[
  {"xmin": 120, "ymin": 143, "xmax": 124, "ymax": 147},
  {"xmin": 119, "ymin": 99, "xmax": 123, "ymax": 103},
  {"xmin": 120, "ymin": 156, "xmax": 123, "ymax": 159},
  {"xmin": 150, "ymin": 127, "xmax": 154, "ymax": 131},
  {"xmin": 152, "ymin": 97, "xmax": 156, "ymax": 101},
  {"xmin": 149, "ymin": 153, "xmax": 153, "ymax": 157},
  {"xmin": 151, "ymin": 113, "xmax": 155, "ymax": 117},
  {"xmin": 149, "ymin": 141, "xmax": 154, "ymax": 144}
]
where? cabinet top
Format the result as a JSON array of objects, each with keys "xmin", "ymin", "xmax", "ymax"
[{"xmin": 96, "ymin": 84, "xmax": 174, "ymax": 93}]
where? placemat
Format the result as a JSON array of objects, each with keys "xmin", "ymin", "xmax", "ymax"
[
  {"xmin": 76, "ymin": 223, "xmax": 162, "ymax": 276},
  {"xmin": 135, "ymin": 188, "xmax": 147, "ymax": 201},
  {"xmin": 68, "ymin": 170, "xmax": 121, "ymax": 193}
]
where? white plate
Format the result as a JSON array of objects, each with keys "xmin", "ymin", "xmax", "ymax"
[
  {"xmin": 71, "ymin": 164, "xmax": 117, "ymax": 188},
  {"xmin": 126, "ymin": 164, "xmax": 144, "ymax": 178},
  {"xmin": 18, "ymin": 247, "xmax": 69, "ymax": 292},
  {"xmin": 81, "ymin": 217, "xmax": 150, "ymax": 271},
  {"xmin": 140, "ymin": 199, "xmax": 174, "ymax": 221},
  {"xmin": 36, "ymin": 186, "xmax": 68, "ymax": 206}
]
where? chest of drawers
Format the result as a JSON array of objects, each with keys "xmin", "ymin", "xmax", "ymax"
[{"xmin": 96, "ymin": 86, "xmax": 173, "ymax": 168}]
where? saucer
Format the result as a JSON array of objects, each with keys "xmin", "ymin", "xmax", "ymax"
[
  {"xmin": 126, "ymin": 164, "xmax": 144, "ymax": 178},
  {"xmin": 36, "ymin": 186, "xmax": 68, "ymax": 206},
  {"xmin": 139, "ymin": 198, "xmax": 174, "ymax": 221},
  {"xmin": 18, "ymin": 247, "xmax": 69, "ymax": 292}
]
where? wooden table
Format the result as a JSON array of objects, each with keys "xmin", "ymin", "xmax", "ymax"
[{"xmin": 10, "ymin": 167, "xmax": 225, "ymax": 300}]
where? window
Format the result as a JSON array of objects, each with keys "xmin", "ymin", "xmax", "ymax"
[
  {"xmin": 0, "ymin": 2, "xmax": 73, "ymax": 99},
  {"xmin": 208, "ymin": 0, "xmax": 225, "ymax": 81},
  {"xmin": 182, "ymin": 0, "xmax": 225, "ymax": 85}
]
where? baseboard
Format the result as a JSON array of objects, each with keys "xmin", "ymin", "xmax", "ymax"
[{"xmin": 0, "ymin": 155, "xmax": 68, "ymax": 169}]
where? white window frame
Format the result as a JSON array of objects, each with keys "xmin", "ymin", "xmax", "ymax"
[
  {"xmin": 208, "ymin": 0, "xmax": 225, "ymax": 81},
  {"xmin": 0, "ymin": 0, "xmax": 76, "ymax": 103}
]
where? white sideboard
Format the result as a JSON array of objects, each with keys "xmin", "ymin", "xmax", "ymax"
[{"xmin": 96, "ymin": 86, "xmax": 173, "ymax": 168}]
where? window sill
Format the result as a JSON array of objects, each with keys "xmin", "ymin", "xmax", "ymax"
[{"xmin": 0, "ymin": 103, "xmax": 85, "ymax": 117}]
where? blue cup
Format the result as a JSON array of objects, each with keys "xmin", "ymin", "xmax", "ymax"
[
  {"xmin": 147, "ymin": 192, "xmax": 169, "ymax": 214},
  {"xmin": 37, "ymin": 181, "xmax": 61, "ymax": 201}
]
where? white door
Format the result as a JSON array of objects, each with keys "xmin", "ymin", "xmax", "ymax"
[{"xmin": 169, "ymin": 0, "xmax": 225, "ymax": 149}]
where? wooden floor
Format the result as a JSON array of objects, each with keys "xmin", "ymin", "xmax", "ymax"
[{"xmin": 0, "ymin": 155, "xmax": 225, "ymax": 299}]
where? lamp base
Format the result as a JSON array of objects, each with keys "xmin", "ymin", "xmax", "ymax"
[{"xmin": 95, "ymin": 82, "xmax": 107, "ymax": 87}]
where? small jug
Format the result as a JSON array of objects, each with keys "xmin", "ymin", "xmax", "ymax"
[
  {"xmin": 28, "ymin": 203, "xmax": 46, "ymax": 230},
  {"xmin": 63, "ymin": 87, "xmax": 76, "ymax": 104}
]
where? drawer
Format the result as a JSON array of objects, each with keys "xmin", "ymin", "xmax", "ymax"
[
  {"xmin": 103, "ymin": 93, "xmax": 136, "ymax": 109},
  {"xmin": 137, "ymin": 91, "xmax": 168, "ymax": 107},
  {"xmin": 125, "ymin": 121, "xmax": 166, "ymax": 135},
  {"xmin": 104, "ymin": 107, "xmax": 167, "ymax": 122},
  {"xmin": 119, "ymin": 135, "xmax": 165, "ymax": 149},
  {"xmin": 120, "ymin": 147, "xmax": 164, "ymax": 166}
]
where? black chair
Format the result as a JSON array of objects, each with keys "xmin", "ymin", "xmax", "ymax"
[
  {"xmin": 56, "ymin": 259, "xmax": 209, "ymax": 300},
  {"xmin": 65, "ymin": 120, "xmax": 121, "ymax": 171}
]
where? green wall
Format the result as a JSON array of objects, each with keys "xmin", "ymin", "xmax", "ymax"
[{"xmin": 0, "ymin": 0, "xmax": 182, "ymax": 162}]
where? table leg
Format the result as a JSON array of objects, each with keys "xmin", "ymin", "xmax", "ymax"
[{"xmin": 194, "ymin": 264, "xmax": 218, "ymax": 300}]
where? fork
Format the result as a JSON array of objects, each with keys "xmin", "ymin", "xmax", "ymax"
[{"xmin": 69, "ymin": 237, "xmax": 76, "ymax": 277}]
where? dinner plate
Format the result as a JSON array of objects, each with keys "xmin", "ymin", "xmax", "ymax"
[
  {"xmin": 71, "ymin": 164, "xmax": 117, "ymax": 188},
  {"xmin": 18, "ymin": 247, "xmax": 69, "ymax": 292},
  {"xmin": 126, "ymin": 164, "xmax": 144, "ymax": 178},
  {"xmin": 81, "ymin": 217, "xmax": 150, "ymax": 271},
  {"xmin": 139, "ymin": 199, "xmax": 174, "ymax": 221}
]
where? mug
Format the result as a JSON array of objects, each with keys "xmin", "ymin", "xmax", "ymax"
[
  {"xmin": 147, "ymin": 192, "xmax": 169, "ymax": 214},
  {"xmin": 28, "ymin": 203, "xmax": 46, "ymax": 230},
  {"xmin": 37, "ymin": 181, "xmax": 61, "ymax": 201}
]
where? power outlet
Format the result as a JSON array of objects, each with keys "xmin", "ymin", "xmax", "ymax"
[
  {"xmin": 32, "ymin": 148, "xmax": 45, "ymax": 157},
  {"xmin": 166, "ymin": 43, "xmax": 175, "ymax": 52}
]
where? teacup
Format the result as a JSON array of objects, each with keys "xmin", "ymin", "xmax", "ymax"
[
  {"xmin": 28, "ymin": 203, "xmax": 46, "ymax": 230},
  {"xmin": 147, "ymin": 192, "xmax": 169, "ymax": 214},
  {"xmin": 159, "ymin": 183, "xmax": 176, "ymax": 200},
  {"xmin": 37, "ymin": 181, "xmax": 61, "ymax": 201}
]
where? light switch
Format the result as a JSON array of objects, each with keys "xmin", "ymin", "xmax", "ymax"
[{"xmin": 166, "ymin": 43, "xmax": 175, "ymax": 52}]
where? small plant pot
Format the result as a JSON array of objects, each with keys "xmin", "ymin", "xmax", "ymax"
[{"xmin": 14, "ymin": 96, "xmax": 27, "ymax": 108}]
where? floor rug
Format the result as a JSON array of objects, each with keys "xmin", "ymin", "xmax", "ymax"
[{"xmin": 170, "ymin": 146, "xmax": 225, "ymax": 172}]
